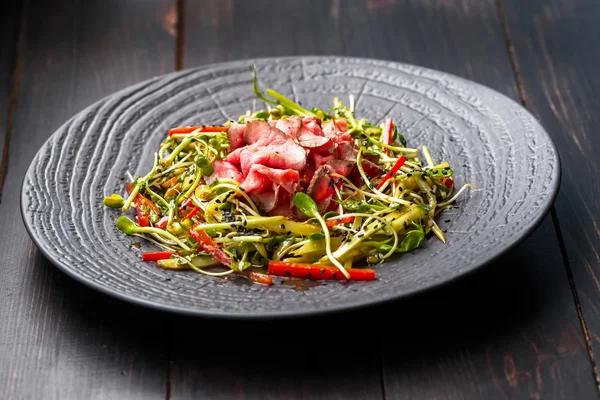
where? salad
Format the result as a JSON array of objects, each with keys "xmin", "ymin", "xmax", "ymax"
[{"xmin": 104, "ymin": 67, "xmax": 473, "ymax": 285}]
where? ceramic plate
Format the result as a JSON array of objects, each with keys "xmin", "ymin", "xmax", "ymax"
[{"xmin": 21, "ymin": 57, "xmax": 560, "ymax": 318}]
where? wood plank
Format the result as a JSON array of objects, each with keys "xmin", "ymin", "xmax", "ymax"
[
  {"xmin": 0, "ymin": 1, "xmax": 23, "ymax": 200},
  {"xmin": 171, "ymin": 0, "xmax": 598, "ymax": 399},
  {"xmin": 502, "ymin": 0, "xmax": 600, "ymax": 388},
  {"xmin": 0, "ymin": 0, "xmax": 176, "ymax": 398}
]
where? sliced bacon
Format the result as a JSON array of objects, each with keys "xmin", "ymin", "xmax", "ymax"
[
  {"xmin": 227, "ymin": 123, "xmax": 246, "ymax": 151},
  {"xmin": 204, "ymin": 160, "xmax": 244, "ymax": 186}
]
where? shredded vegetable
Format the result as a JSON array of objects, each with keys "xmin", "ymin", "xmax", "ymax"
[{"xmin": 104, "ymin": 66, "xmax": 474, "ymax": 285}]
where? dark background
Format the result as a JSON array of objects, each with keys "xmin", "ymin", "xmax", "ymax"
[{"xmin": 1, "ymin": 0, "xmax": 598, "ymax": 399}]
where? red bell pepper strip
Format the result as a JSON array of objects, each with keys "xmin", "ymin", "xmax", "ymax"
[
  {"xmin": 376, "ymin": 155, "xmax": 407, "ymax": 190},
  {"xmin": 382, "ymin": 118, "xmax": 393, "ymax": 146},
  {"xmin": 142, "ymin": 251, "xmax": 176, "ymax": 261},
  {"xmin": 186, "ymin": 207, "xmax": 200, "ymax": 219},
  {"xmin": 326, "ymin": 215, "xmax": 355, "ymax": 228},
  {"xmin": 188, "ymin": 227, "xmax": 232, "ymax": 267},
  {"xmin": 382, "ymin": 118, "xmax": 394, "ymax": 156},
  {"xmin": 155, "ymin": 216, "xmax": 169, "ymax": 229},
  {"xmin": 180, "ymin": 197, "xmax": 193, "ymax": 208},
  {"xmin": 135, "ymin": 194, "xmax": 160, "ymax": 215},
  {"xmin": 137, "ymin": 208, "xmax": 150, "ymax": 227},
  {"xmin": 441, "ymin": 177, "xmax": 454, "ymax": 189},
  {"xmin": 268, "ymin": 261, "xmax": 376, "ymax": 281},
  {"xmin": 168, "ymin": 125, "xmax": 225, "ymax": 137},
  {"xmin": 125, "ymin": 182, "xmax": 161, "ymax": 215}
]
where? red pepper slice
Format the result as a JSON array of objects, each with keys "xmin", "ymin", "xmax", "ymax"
[
  {"xmin": 142, "ymin": 251, "xmax": 176, "ymax": 261},
  {"xmin": 188, "ymin": 227, "xmax": 232, "ymax": 267},
  {"xmin": 137, "ymin": 208, "xmax": 150, "ymax": 227},
  {"xmin": 168, "ymin": 125, "xmax": 225, "ymax": 137},
  {"xmin": 180, "ymin": 197, "xmax": 193, "ymax": 208},
  {"xmin": 268, "ymin": 261, "xmax": 376, "ymax": 281},
  {"xmin": 155, "ymin": 216, "xmax": 169, "ymax": 229},
  {"xmin": 326, "ymin": 215, "xmax": 355, "ymax": 228},
  {"xmin": 135, "ymin": 194, "xmax": 160, "ymax": 216},
  {"xmin": 376, "ymin": 155, "xmax": 407, "ymax": 190},
  {"xmin": 125, "ymin": 182, "xmax": 161, "ymax": 215},
  {"xmin": 382, "ymin": 118, "xmax": 393, "ymax": 146},
  {"xmin": 441, "ymin": 177, "xmax": 454, "ymax": 189},
  {"xmin": 382, "ymin": 118, "xmax": 394, "ymax": 156},
  {"xmin": 186, "ymin": 207, "xmax": 200, "ymax": 219}
]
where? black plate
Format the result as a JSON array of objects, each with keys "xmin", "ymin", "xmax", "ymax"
[{"xmin": 21, "ymin": 57, "xmax": 560, "ymax": 318}]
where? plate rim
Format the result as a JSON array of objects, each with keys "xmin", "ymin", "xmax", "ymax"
[{"xmin": 20, "ymin": 55, "xmax": 562, "ymax": 319}]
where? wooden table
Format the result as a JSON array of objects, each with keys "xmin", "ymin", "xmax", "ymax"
[{"xmin": 1, "ymin": 1, "xmax": 598, "ymax": 398}]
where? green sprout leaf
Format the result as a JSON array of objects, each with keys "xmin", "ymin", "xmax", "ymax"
[
  {"xmin": 252, "ymin": 65, "xmax": 278, "ymax": 105},
  {"xmin": 293, "ymin": 192, "xmax": 319, "ymax": 218},
  {"xmin": 116, "ymin": 216, "xmax": 137, "ymax": 235},
  {"xmin": 398, "ymin": 228, "xmax": 424, "ymax": 252},
  {"xmin": 103, "ymin": 193, "xmax": 125, "ymax": 208}
]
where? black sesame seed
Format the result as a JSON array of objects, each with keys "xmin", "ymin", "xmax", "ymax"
[
  {"xmin": 320, "ymin": 268, "xmax": 325, "ymax": 275},
  {"xmin": 280, "ymin": 224, "xmax": 285, "ymax": 229},
  {"xmin": 239, "ymin": 187, "xmax": 245, "ymax": 192},
  {"xmin": 215, "ymin": 199, "xmax": 221, "ymax": 203},
  {"xmin": 306, "ymin": 272, "xmax": 312, "ymax": 279},
  {"xmin": 444, "ymin": 219, "xmax": 451, "ymax": 223},
  {"xmin": 285, "ymin": 270, "xmax": 291, "ymax": 276},
  {"xmin": 332, "ymin": 272, "xmax": 337, "ymax": 278},
  {"xmin": 407, "ymin": 173, "xmax": 412, "ymax": 177}
]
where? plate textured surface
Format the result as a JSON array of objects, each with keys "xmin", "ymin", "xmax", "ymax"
[{"xmin": 21, "ymin": 57, "xmax": 560, "ymax": 318}]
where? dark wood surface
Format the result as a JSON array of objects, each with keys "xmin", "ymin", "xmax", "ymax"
[
  {"xmin": 503, "ymin": 0, "xmax": 600, "ymax": 387},
  {"xmin": 0, "ymin": 1, "xmax": 174, "ymax": 398},
  {"xmin": 1, "ymin": 0, "xmax": 598, "ymax": 399}
]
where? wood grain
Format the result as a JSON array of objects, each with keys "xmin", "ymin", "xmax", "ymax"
[
  {"xmin": 0, "ymin": 0, "xmax": 175, "ymax": 398},
  {"xmin": 0, "ymin": 1, "xmax": 23, "ymax": 201},
  {"xmin": 502, "ymin": 0, "xmax": 600, "ymax": 390},
  {"xmin": 168, "ymin": 0, "xmax": 598, "ymax": 399}
]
